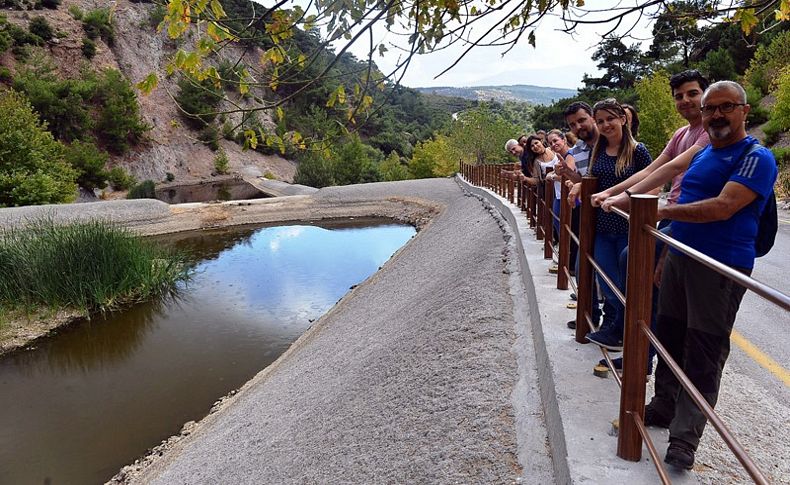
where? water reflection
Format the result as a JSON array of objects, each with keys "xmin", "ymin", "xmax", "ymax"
[{"xmin": 0, "ymin": 219, "xmax": 415, "ymax": 485}]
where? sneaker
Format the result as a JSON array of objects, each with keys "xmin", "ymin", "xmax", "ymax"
[
  {"xmin": 585, "ymin": 329, "xmax": 623, "ymax": 351},
  {"xmin": 567, "ymin": 320, "xmax": 576, "ymax": 329},
  {"xmin": 665, "ymin": 439, "xmax": 695, "ymax": 470},
  {"xmin": 570, "ymin": 292, "xmax": 577, "ymax": 301},
  {"xmin": 598, "ymin": 357, "xmax": 654, "ymax": 376}
]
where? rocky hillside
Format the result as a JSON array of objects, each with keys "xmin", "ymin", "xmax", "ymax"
[{"xmin": 1, "ymin": 0, "xmax": 297, "ymax": 184}]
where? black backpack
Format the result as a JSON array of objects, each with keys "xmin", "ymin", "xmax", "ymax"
[{"xmin": 736, "ymin": 142, "xmax": 778, "ymax": 257}]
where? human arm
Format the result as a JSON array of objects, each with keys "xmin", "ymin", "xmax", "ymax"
[
  {"xmin": 657, "ymin": 181, "xmax": 757, "ymax": 222},
  {"xmin": 556, "ymin": 154, "xmax": 581, "ymax": 183},
  {"xmin": 601, "ymin": 144, "xmax": 703, "ymax": 212},
  {"xmin": 567, "ymin": 181, "xmax": 581, "ymax": 206},
  {"xmin": 591, "ymin": 152, "xmax": 670, "ymax": 206}
]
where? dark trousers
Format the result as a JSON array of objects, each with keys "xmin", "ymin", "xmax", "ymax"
[{"xmin": 648, "ymin": 252, "xmax": 750, "ymax": 449}]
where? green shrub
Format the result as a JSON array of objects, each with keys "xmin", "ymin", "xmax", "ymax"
[
  {"xmin": 127, "ymin": 179, "xmax": 156, "ymax": 199},
  {"xmin": 263, "ymin": 171, "xmax": 276, "ymax": 179},
  {"xmin": 63, "ymin": 140, "xmax": 109, "ymax": 190},
  {"xmin": 0, "ymin": 219, "xmax": 190, "ymax": 312},
  {"xmin": 0, "ymin": 89, "xmax": 77, "ymax": 206},
  {"xmin": 294, "ymin": 151, "xmax": 335, "ymax": 188},
  {"xmin": 771, "ymin": 147, "xmax": 790, "ymax": 198},
  {"xmin": 0, "ymin": 30, "xmax": 12, "ymax": 52},
  {"xmin": 221, "ymin": 121, "xmax": 235, "ymax": 140},
  {"xmin": 745, "ymin": 84, "xmax": 769, "ymax": 127},
  {"xmin": 213, "ymin": 148, "xmax": 229, "ymax": 174},
  {"xmin": 108, "ymin": 166, "xmax": 135, "ymax": 190},
  {"xmin": 28, "ymin": 16, "xmax": 53, "ymax": 41},
  {"xmin": 175, "ymin": 76, "xmax": 223, "ymax": 128},
  {"xmin": 68, "ymin": 5, "xmax": 83, "ymax": 20},
  {"xmin": 148, "ymin": 3, "xmax": 166, "ymax": 29},
  {"xmin": 82, "ymin": 8, "xmax": 114, "ymax": 46},
  {"xmin": 744, "ymin": 30, "xmax": 790, "ymax": 95},
  {"xmin": 0, "ymin": 67, "xmax": 12, "ymax": 83},
  {"xmin": 93, "ymin": 69, "xmax": 150, "ymax": 153},
  {"xmin": 81, "ymin": 38, "xmax": 96, "ymax": 59},
  {"xmin": 165, "ymin": 172, "xmax": 175, "ymax": 182},
  {"xmin": 11, "ymin": 44, "xmax": 29, "ymax": 61},
  {"xmin": 198, "ymin": 125, "xmax": 220, "ymax": 150}
]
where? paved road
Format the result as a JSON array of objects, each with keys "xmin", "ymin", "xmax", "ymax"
[{"xmin": 692, "ymin": 208, "xmax": 790, "ymax": 484}]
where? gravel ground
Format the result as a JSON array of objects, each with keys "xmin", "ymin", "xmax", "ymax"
[{"xmin": 104, "ymin": 178, "xmax": 553, "ymax": 484}]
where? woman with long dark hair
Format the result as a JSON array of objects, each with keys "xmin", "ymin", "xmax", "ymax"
[{"xmin": 583, "ymin": 99, "xmax": 652, "ymax": 351}]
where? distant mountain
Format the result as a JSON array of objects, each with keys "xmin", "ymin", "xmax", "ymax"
[{"xmin": 414, "ymin": 84, "xmax": 577, "ymax": 105}]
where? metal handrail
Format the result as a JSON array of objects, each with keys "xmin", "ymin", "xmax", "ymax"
[
  {"xmin": 647, "ymin": 225, "xmax": 790, "ymax": 311},
  {"xmin": 459, "ymin": 164, "xmax": 781, "ymax": 484}
]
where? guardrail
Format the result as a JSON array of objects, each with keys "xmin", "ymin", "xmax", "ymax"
[{"xmin": 459, "ymin": 160, "xmax": 790, "ymax": 484}]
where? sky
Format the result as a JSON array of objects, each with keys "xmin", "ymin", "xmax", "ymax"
[
  {"xmin": 249, "ymin": 0, "xmax": 659, "ymax": 91},
  {"xmin": 338, "ymin": 1, "xmax": 658, "ymax": 90}
]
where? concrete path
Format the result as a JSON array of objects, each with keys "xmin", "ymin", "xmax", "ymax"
[{"xmin": 118, "ymin": 178, "xmax": 555, "ymax": 484}]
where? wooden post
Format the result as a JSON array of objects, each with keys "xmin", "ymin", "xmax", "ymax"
[
  {"xmin": 575, "ymin": 176, "xmax": 598, "ymax": 343},
  {"xmin": 508, "ymin": 164, "xmax": 515, "ymax": 204},
  {"xmin": 536, "ymin": 185, "xmax": 544, "ymax": 240},
  {"xmin": 617, "ymin": 195, "xmax": 658, "ymax": 462},
  {"xmin": 528, "ymin": 186, "xmax": 536, "ymax": 227},
  {"xmin": 543, "ymin": 178, "xmax": 553, "ymax": 259},
  {"xmin": 557, "ymin": 176, "xmax": 570, "ymax": 290}
]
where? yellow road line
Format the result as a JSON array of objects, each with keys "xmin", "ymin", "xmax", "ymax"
[
  {"xmin": 731, "ymin": 330, "xmax": 790, "ymax": 387},
  {"xmin": 779, "ymin": 218, "xmax": 790, "ymax": 225}
]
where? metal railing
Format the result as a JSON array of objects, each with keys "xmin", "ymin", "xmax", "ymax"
[{"xmin": 459, "ymin": 160, "xmax": 790, "ymax": 484}]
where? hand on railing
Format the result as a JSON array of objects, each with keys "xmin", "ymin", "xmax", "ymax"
[
  {"xmin": 590, "ymin": 190, "xmax": 611, "ymax": 207},
  {"xmin": 566, "ymin": 181, "xmax": 581, "ymax": 206},
  {"xmin": 601, "ymin": 192, "xmax": 630, "ymax": 213}
]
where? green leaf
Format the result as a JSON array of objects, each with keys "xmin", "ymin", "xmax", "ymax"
[
  {"xmin": 210, "ymin": 0, "xmax": 226, "ymax": 19},
  {"xmin": 136, "ymin": 73, "xmax": 158, "ymax": 95},
  {"xmin": 243, "ymin": 129, "xmax": 257, "ymax": 150},
  {"xmin": 734, "ymin": 8, "xmax": 758, "ymax": 35},
  {"xmin": 528, "ymin": 30, "xmax": 536, "ymax": 48}
]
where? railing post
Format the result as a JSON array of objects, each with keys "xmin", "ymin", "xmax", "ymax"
[
  {"xmin": 557, "ymin": 176, "xmax": 570, "ymax": 290},
  {"xmin": 575, "ymin": 176, "xmax": 598, "ymax": 343},
  {"xmin": 527, "ymin": 185, "xmax": 537, "ymax": 228},
  {"xmin": 508, "ymin": 164, "xmax": 515, "ymax": 204},
  {"xmin": 618, "ymin": 194, "xmax": 658, "ymax": 462},
  {"xmin": 536, "ymin": 185, "xmax": 544, "ymax": 240},
  {"xmin": 543, "ymin": 178, "xmax": 553, "ymax": 259}
]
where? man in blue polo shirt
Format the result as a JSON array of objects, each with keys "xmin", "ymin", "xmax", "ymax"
[{"xmin": 643, "ymin": 81, "xmax": 777, "ymax": 470}]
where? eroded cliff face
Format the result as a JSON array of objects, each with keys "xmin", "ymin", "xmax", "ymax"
[{"xmin": 3, "ymin": 0, "xmax": 297, "ymax": 183}]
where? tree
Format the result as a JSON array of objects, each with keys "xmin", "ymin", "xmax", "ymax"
[
  {"xmin": 583, "ymin": 37, "xmax": 648, "ymax": 90},
  {"xmin": 380, "ymin": 151, "xmax": 410, "ymax": 181},
  {"xmin": 448, "ymin": 104, "xmax": 518, "ymax": 165},
  {"xmin": 634, "ymin": 72, "xmax": 685, "ymax": 159},
  {"xmin": 409, "ymin": 135, "xmax": 459, "ymax": 179},
  {"xmin": 699, "ymin": 47, "xmax": 737, "ymax": 82},
  {"xmin": 646, "ymin": 1, "xmax": 705, "ymax": 69},
  {"xmin": 331, "ymin": 134, "xmax": 380, "ymax": 185},
  {"xmin": 0, "ymin": 90, "xmax": 76, "ymax": 206},
  {"xmin": 150, "ymin": 0, "xmax": 787, "ymax": 152},
  {"xmin": 294, "ymin": 151, "xmax": 335, "ymax": 188}
]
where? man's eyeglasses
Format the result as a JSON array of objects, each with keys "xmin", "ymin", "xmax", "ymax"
[{"xmin": 700, "ymin": 102, "xmax": 746, "ymax": 116}]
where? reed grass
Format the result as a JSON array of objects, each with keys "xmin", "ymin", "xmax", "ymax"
[{"xmin": 0, "ymin": 219, "xmax": 190, "ymax": 312}]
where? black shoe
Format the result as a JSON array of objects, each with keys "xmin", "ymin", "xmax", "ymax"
[
  {"xmin": 585, "ymin": 328, "xmax": 623, "ymax": 352},
  {"xmin": 570, "ymin": 292, "xmax": 577, "ymax": 301},
  {"xmin": 644, "ymin": 404, "xmax": 671, "ymax": 429},
  {"xmin": 665, "ymin": 439, "xmax": 695, "ymax": 470},
  {"xmin": 567, "ymin": 320, "xmax": 576, "ymax": 329}
]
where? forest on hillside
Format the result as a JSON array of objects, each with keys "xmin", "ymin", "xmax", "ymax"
[{"xmin": 1, "ymin": 0, "xmax": 789, "ymax": 205}]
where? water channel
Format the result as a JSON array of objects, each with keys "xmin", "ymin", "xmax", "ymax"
[{"xmin": 0, "ymin": 219, "xmax": 416, "ymax": 485}]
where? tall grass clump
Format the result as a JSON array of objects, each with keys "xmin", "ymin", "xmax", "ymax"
[{"xmin": 0, "ymin": 219, "xmax": 190, "ymax": 312}]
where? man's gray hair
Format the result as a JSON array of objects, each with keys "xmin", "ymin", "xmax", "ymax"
[
  {"xmin": 505, "ymin": 139, "xmax": 518, "ymax": 152},
  {"xmin": 704, "ymin": 80, "xmax": 747, "ymax": 104}
]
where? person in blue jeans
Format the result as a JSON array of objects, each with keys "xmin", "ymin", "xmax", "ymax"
[{"xmin": 583, "ymin": 99, "xmax": 652, "ymax": 351}]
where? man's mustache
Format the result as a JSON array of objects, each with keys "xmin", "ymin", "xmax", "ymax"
[{"xmin": 709, "ymin": 119, "xmax": 729, "ymax": 128}]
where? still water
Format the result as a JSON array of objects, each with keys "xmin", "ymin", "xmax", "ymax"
[
  {"xmin": 0, "ymin": 219, "xmax": 415, "ymax": 485},
  {"xmin": 155, "ymin": 180, "xmax": 268, "ymax": 204}
]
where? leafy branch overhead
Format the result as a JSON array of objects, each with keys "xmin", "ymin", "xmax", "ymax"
[{"xmin": 144, "ymin": 0, "xmax": 789, "ymax": 153}]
